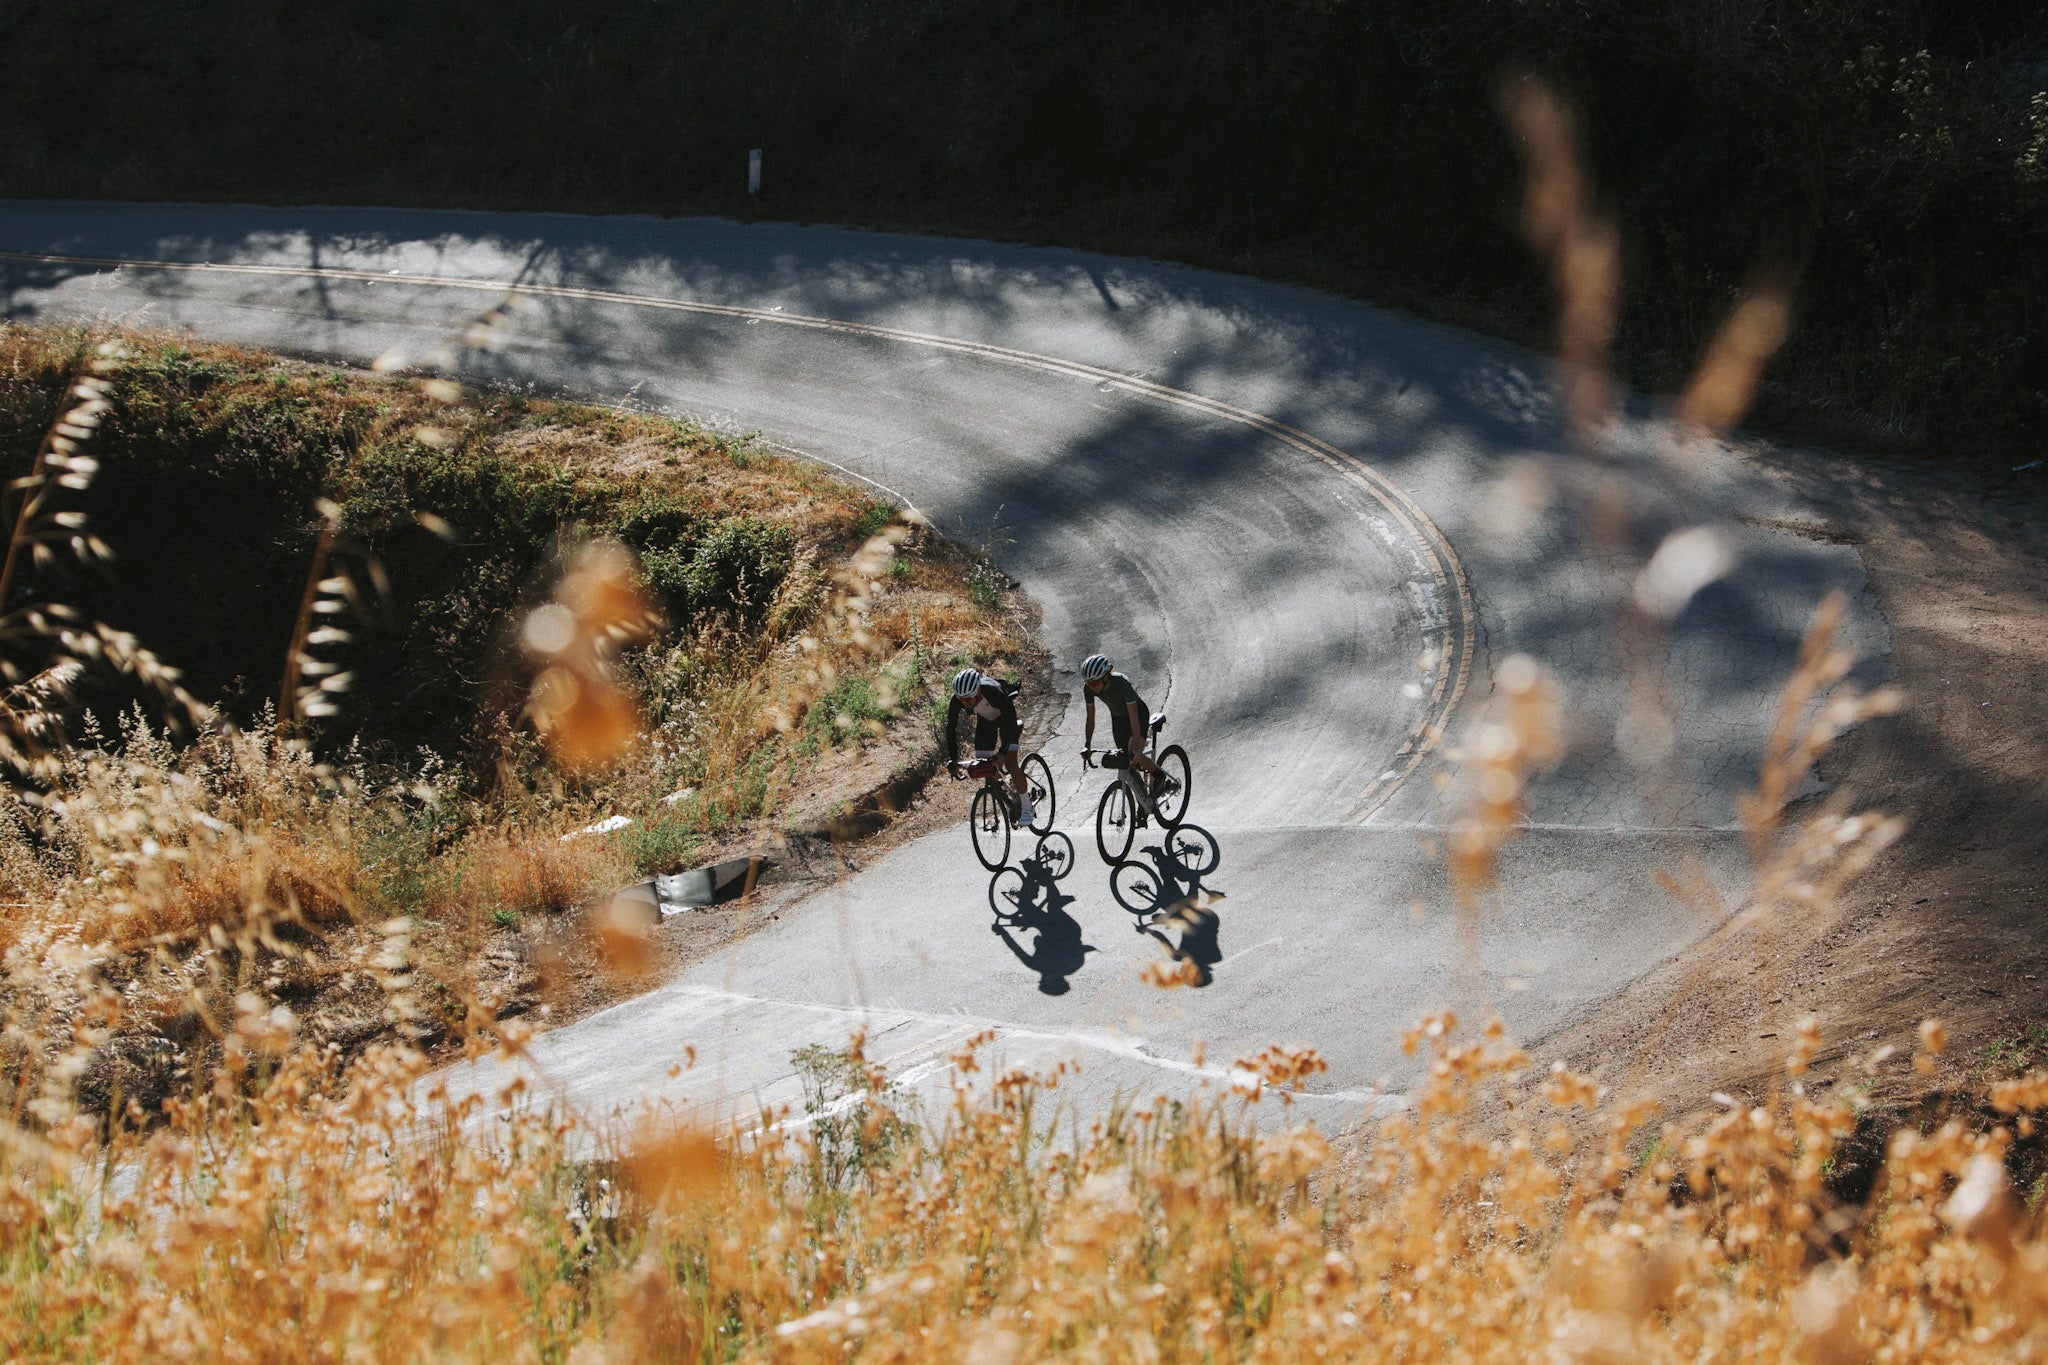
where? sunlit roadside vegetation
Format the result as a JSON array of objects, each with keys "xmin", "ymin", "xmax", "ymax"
[{"xmin": 0, "ymin": 324, "xmax": 1026, "ymax": 1116}]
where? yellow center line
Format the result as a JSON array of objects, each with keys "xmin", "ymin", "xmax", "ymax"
[{"xmin": 1, "ymin": 248, "xmax": 1478, "ymax": 820}]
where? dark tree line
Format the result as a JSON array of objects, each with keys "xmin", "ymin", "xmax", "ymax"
[{"xmin": 6, "ymin": 0, "xmax": 2043, "ymax": 451}]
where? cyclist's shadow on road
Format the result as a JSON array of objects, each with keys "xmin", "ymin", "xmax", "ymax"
[
  {"xmin": 987, "ymin": 833, "xmax": 1094, "ymax": 995},
  {"xmin": 1109, "ymin": 825, "xmax": 1226, "ymax": 986}
]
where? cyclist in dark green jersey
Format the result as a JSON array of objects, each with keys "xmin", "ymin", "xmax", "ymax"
[{"xmin": 1079, "ymin": 653, "xmax": 1159, "ymax": 784}]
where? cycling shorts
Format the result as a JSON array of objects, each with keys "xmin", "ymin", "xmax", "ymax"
[
  {"xmin": 973, "ymin": 715, "xmax": 1021, "ymax": 753},
  {"xmin": 1110, "ymin": 700, "xmax": 1151, "ymax": 754}
]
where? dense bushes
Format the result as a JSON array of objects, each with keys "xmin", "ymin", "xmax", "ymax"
[
  {"xmin": 637, "ymin": 516, "xmax": 795, "ymax": 629},
  {"xmin": 2, "ymin": 1, "xmax": 2043, "ymax": 451}
]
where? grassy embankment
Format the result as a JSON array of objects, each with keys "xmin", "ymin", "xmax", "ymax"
[
  {"xmin": 3, "ymin": 0, "xmax": 2043, "ymax": 455},
  {"xmin": 0, "ymin": 323, "xmax": 1025, "ymax": 1107}
]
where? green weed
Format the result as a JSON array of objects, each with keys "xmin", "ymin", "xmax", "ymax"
[{"xmin": 967, "ymin": 559, "xmax": 1005, "ymax": 611}]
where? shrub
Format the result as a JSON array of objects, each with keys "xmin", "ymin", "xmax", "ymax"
[{"xmin": 638, "ymin": 515, "xmax": 795, "ymax": 629}]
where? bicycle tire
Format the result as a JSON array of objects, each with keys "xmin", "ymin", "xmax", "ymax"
[
  {"xmin": 1021, "ymin": 752, "xmax": 1056, "ymax": 834},
  {"xmin": 971, "ymin": 786, "xmax": 1011, "ymax": 870},
  {"xmin": 1153, "ymin": 746, "xmax": 1193, "ymax": 828},
  {"xmin": 1096, "ymin": 781, "xmax": 1136, "ymax": 865}
]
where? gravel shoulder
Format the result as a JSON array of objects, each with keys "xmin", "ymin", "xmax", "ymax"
[{"xmin": 1530, "ymin": 445, "xmax": 2048, "ymax": 1112}]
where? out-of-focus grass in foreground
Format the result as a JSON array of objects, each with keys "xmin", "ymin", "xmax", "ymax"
[{"xmin": 4, "ymin": 1015, "xmax": 2046, "ymax": 1360}]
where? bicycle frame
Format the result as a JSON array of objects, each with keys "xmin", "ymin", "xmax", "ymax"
[
  {"xmin": 961, "ymin": 758, "xmax": 1020, "ymax": 814},
  {"xmin": 1114, "ymin": 753, "xmax": 1161, "ymax": 817},
  {"xmin": 1087, "ymin": 723, "xmax": 1162, "ymax": 811}
]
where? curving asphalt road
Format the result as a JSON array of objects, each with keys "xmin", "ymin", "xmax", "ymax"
[{"xmin": 0, "ymin": 202, "xmax": 1887, "ymax": 1129}]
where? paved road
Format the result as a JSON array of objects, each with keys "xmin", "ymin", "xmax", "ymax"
[{"xmin": 0, "ymin": 202, "xmax": 1886, "ymax": 1131}]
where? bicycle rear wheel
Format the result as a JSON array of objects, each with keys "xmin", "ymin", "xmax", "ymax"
[
  {"xmin": 971, "ymin": 787, "xmax": 1011, "ymax": 870},
  {"xmin": 1153, "ymin": 746, "xmax": 1192, "ymax": 827},
  {"xmin": 1096, "ymin": 781, "xmax": 1136, "ymax": 865},
  {"xmin": 1021, "ymin": 752, "xmax": 1055, "ymax": 834}
]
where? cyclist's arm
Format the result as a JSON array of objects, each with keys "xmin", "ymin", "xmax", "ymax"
[
  {"xmin": 944, "ymin": 696, "xmax": 965, "ymax": 764},
  {"xmin": 1082, "ymin": 692, "xmax": 1096, "ymax": 750}
]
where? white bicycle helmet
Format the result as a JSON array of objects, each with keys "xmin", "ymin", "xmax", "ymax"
[
  {"xmin": 1080, "ymin": 653, "xmax": 1112, "ymax": 681},
  {"xmin": 951, "ymin": 667, "xmax": 984, "ymax": 698}
]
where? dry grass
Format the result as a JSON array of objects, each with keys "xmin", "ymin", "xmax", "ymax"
[
  {"xmin": 2, "ymin": 998, "xmax": 2045, "ymax": 1361},
  {"xmin": 4, "ymin": 367, "xmax": 2038, "ymax": 1363}
]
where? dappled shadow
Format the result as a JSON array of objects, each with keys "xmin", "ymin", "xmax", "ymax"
[{"xmin": 0, "ymin": 202, "xmax": 1892, "ymax": 833}]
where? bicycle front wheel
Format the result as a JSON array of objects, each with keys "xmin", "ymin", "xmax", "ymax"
[
  {"xmin": 1021, "ymin": 752, "xmax": 1055, "ymax": 834},
  {"xmin": 971, "ymin": 787, "xmax": 1012, "ymax": 870},
  {"xmin": 1153, "ymin": 745, "xmax": 1193, "ymax": 827},
  {"xmin": 1096, "ymin": 780, "xmax": 1136, "ymax": 865}
]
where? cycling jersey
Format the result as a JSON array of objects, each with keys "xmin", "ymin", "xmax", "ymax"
[
  {"xmin": 946, "ymin": 679, "xmax": 1021, "ymax": 761},
  {"xmin": 1087, "ymin": 671, "xmax": 1149, "ymax": 752},
  {"xmin": 1090, "ymin": 671, "xmax": 1143, "ymax": 713}
]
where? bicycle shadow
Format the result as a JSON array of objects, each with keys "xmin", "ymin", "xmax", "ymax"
[
  {"xmin": 1108, "ymin": 824, "xmax": 1226, "ymax": 986},
  {"xmin": 987, "ymin": 833, "xmax": 1094, "ymax": 995}
]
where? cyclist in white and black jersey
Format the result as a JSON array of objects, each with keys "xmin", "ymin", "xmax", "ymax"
[{"xmin": 946, "ymin": 667, "xmax": 1035, "ymax": 826}]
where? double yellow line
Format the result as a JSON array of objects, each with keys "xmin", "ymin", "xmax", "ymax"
[{"xmin": 0, "ymin": 247, "xmax": 1477, "ymax": 821}]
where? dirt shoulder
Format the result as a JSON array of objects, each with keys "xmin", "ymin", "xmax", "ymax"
[{"xmin": 1531, "ymin": 446, "xmax": 2048, "ymax": 1116}]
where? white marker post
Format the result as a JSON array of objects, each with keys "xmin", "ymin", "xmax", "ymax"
[{"xmin": 748, "ymin": 149, "xmax": 762, "ymax": 195}]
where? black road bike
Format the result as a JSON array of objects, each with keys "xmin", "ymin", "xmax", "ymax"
[
  {"xmin": 955, "ymin": 752, "xmax": 1056, "ymax": 870},
  {"xmin": 1083, "ymin": 712, "xmax": 1192, "ymax": 865}
]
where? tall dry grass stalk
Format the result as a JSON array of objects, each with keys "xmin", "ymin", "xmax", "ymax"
[
  {"xmin": 0, "ymin": 340, "xmax": 205, "ymax": 782},
  {"xmin": 1499, "ymin": 75, "xmax": 1620, "ymax": 442}
]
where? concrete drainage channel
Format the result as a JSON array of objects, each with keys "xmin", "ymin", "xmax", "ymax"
[
  {"xmin": 608, "ymin": 854, "xmax": 775, "ymax": 922},
  {"xmin": 585, "ymin": 744, "xmax": 953, "ymax": 931}
]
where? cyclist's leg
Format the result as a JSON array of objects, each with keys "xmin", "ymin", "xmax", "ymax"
[
  {"xmin": 997, "ymin": 722, "xmax": 1027, "ymax": 798},
  {"xmin": 1123, "ymin": 702, "xmax": 1158, "ymax": 777},
  {"xmin": 1110, "ymin": 709, "xmax": 1152, "ymax": 820},
  {"xmin": 973, "ymin": 714, "xmax": 1000, "ymax": 770}
]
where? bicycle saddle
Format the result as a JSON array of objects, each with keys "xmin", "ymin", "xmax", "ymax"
[{"xmin": 1149, "ymin": 712, "xmax": 1168, "ymax": 734}]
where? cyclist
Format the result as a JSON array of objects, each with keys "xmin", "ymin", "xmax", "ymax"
[
  {"xmin": 947, "ymin": 667, "xmax": 1034, "ymax": 826},
  {"xmin": 1080, "ymin": 654, "xmax": 1166, "ymax": 802}
]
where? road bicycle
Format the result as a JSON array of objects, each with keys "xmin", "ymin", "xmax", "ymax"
[
  {"xmin": 953, "ymin": 752, "xmax": 1055, "ymax": 871},
  {"xmin": 1083, "ymin": 712, "xmax": 1192, "ymax": 865}
]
